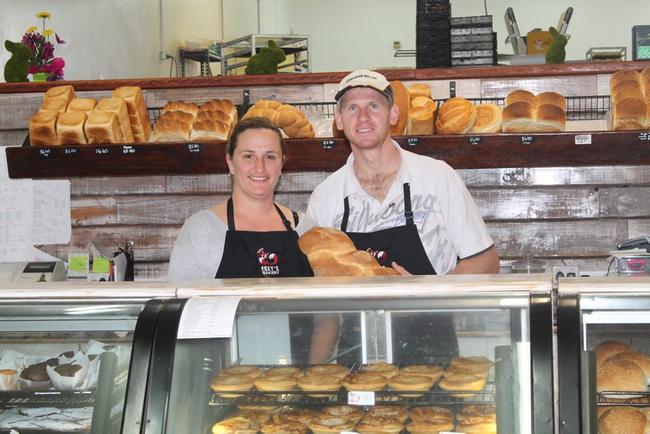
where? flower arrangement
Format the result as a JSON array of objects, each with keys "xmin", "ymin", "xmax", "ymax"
[{"xmin": 21, "ymin": 11, "xmax": 66, "ymax": 81}]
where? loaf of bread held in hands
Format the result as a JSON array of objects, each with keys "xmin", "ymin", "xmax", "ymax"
[{"xmin": 298, "ymin": 227, "xmax": 399, "ymax": 277}]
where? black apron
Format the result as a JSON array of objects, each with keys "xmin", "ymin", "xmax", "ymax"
[
  {"xmin": 215, "ymin": 198, "xmax": 314, "ymax": 364},
  {"xmin": 341, "ymin": 183, "xmax": 459, "ymax": 365},
  {"xmin": 215, "ymin": 198, "xmax": 313, "ymax": 279}
]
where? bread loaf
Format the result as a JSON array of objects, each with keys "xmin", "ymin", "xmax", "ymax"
[
  {"xmin": 66, "ymin": 98, "xmax": 97, "ymax": 115},
  {"xmin": 610, "ymin": 68, "xmax": 650, "ymax": 130},
  {"xmin": 407, "ymin": 106, "xmax": 435, "ymax": 135},
  {"xmin": 612, "ymin": 98, "xmax": 647, "ymax": 130},
  {"xmin": 408, "ymin": 83, "xmax": 432, "ymax": 100},
  {"xmin": 29, "ymin": 111, "xmax": 58, "ymax": 146},
  {"xmin": 389, "ymin": 80, "xmax": 409, "ymax": 136},
  {"xmin": 152, "ymin": 118, "xmax": 192, "ymax": 142},
  {"xmin": 534, "ymin": 104, "xmax": 566, "ymax": 132},
  {"xmin": 275, "ymin": 105, "xmax": 315, "ymax": 138},
  {"xmin": 162, "ymin": 100, "xmax": 199, "ymax": 119},
  {"xmin": 610, "ymin": 69, "xmax": 642, "ymax": 91},
  {"xmin": 56, "ymin": 111, "xmax": 87, "ymax": 145},
  {"xmin": 200, "ymin": 99, "xmax": 237, "ymax": 123},
  {"xmin": 505, "ymin": 89, "xmax": 535, "ymax": 107},
  {"xmin": 410, "ymin": 96, "xmax": 436, "ymax": 111},
  {"xmin": 595, "ymin": 340, "xmax": 637, "ymax": 367},
  {"xmin": 535, "ymin": 92, "xmax": 566, "ymax": 110},
  {"xmin": 598, "ymin": 407, "xmax": 646, "ymax": 434},
  {"xmin": 502, "ymin": 101, "xmax": 535, "ymax": 133},
  {"xmin": 597, "ymin": 358, "xmax": 647, "ymax": 394},
  {"xmin": 85, "ymin": 111, "xmax": 124, "ymax": 144},
  {"xmin": 113, "ymin": 86, "xmax": 151, "ymax": 142},
  {"xmin": 189, "ymin": 119, "xmax": 229, "ymax": 141},
  {"xmin": 96, "ymin": 98, "xmax": 135, "ymax": 142},
  {"xmin": 159, "ymin": 110, "xmax": 195, "ymax": 127},
  {"xmin": 469, "ymin": 104, "xmax": 502, "ymax": 133},
  {"xmin": 298, "ymin": 227, "xmax": 398, "ymax": 277},
  {"xmin": 40, "ymin": 98, "xmax": 68, "ymax": 114},
  {"xmin": 43, "ymin": 85, "xmax": 75, "ymax": 103},
  {"xmin": 436, "ymin": 97, "xmax": 477, "ymax": 134}
]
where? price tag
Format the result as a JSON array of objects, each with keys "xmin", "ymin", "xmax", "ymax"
[
  {"xmin": 406, "ymin": 137, "xmax": 420, "ymax": 146},
  {"xmin": 520, "ymin": 135, "xmax": 535, "ymax": 145},
  {"xmin": 63, "ymin": 147, "xmax": 78, "ymax": 155},
  {"xmin": 347, "ymin": 391, "xmax": 375, "ymax": 406},
  {"xmin": 95, "ymin": 147, "xmax": 110, "ymax": 155},
  {"xmin": 467, "ymin": 136, "xmax": 482, "ymax": 145},
  {"xmin": 68, "ymin": 253, "xmax": 90, "ymax": 278},
  {"xmin": 321, "ymin": 139, "xmax": 336, "ymax": 149},
  {"xmin": 187, "ymin": 143, "xmax": 201, "ymax": 153},
  {"xmin": 92, "ymin": 256, "xmax": 111, "ymax": 274},
  {"xmin": 38, "ymin": 148, "xmax": 52, "ymax": 158},
  {"xmin": 574, "ymin": 134, "xmax": 592, "ymax": 145},
  {"xmin": 121, "ymin": 145, "xmax": 136, "ymax": 155},
  {"xmin": 639, "ymin": 132, "xmax": 650, "ymax": 141}
]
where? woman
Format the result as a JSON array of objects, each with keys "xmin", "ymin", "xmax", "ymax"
[
  {"xmin": 168, "ymin": 117, "xmax": 335, "ymax": 363},
  {"xmin": 168, "ymin": 116, "xmax": 315, "ymax": 280}
]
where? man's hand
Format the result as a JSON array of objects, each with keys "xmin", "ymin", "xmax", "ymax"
[{"xmin": 391, "ymin": 262, "xmax": 412, "ymax": 275}]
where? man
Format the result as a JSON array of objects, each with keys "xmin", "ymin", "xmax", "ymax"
[{"xmin": 306, "ymin": 69, "xmax": 499, "ymax": 363}]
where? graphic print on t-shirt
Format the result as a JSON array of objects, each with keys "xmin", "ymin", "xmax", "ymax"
[{"xmin": 257, "ymin": 247, "xmax": 280, "ymax": 276}]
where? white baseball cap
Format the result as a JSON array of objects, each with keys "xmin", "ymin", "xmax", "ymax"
[{"xmin": 334, "ymin": 69, "xmax": 393, "ymax": 103}]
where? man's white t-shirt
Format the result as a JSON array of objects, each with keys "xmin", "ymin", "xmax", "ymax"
[{"xmin": 306, "ymin": 141, "xmax": 493, "ymax": 275}]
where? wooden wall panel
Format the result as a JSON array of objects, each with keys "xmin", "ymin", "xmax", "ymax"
[
  {"xmin": 0, "ymin": 132, "xmax": 28, "ymax": 148},
  {"xmin": 481, "ymin": 75, "xmax": 598, "ymax": 97},
  {"xmin": 71, "ymin": 176, "xmax": 167, "ymax": 196},
  {"xmin": 599, "ymin": 187, "xmax": 650, "ymax": 218}
]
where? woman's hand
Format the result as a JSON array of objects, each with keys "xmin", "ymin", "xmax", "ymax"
[{"xmin": 391, "ymin": 261, "xmax": 412, "ymax": 275}]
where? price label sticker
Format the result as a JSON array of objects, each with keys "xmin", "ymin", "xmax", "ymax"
[
  {"xmin": 121, "ymin": 145, "xmax": 136, "ymax": 155},
  {"xmin": 95, "ymin": 147, "xmax": 110, "ymax": 155},
  {"xmin": 639, "ymin": 132, "xmax": 650, "ymax": 141},
  {"xmin": 321, "ymin": 139, "xmax": 336, "ymax": 149},
  {"xmin": 574, "ymin": 134, "xmax": 592, "ymax": 145},
  {"xmin": 63, "ymin": 147, "xmax": 78, "ymax": 155},
  {"xmin": 347, "ymin": 391, "xmax": 375, "ymax": 406},
  {"xmin": 67, "ymin": 253, "xmax": 90, "ymax": 278},
  {"xmin": 38, "ymin": 148, "xmax": 52, "ymax": 158},
  {"xmin": 188, "ymin": 143, "xmax": 201, "ymax": 153},
  {"xmin": 92, "ymin": 256, "xmax": 111, "ymax": 274},
  {"xmin": 406, "ymin": 137, "xmax": 420, "ymax": 146},
  {"xmin": 520, "ymin": 135, "xmax": 535, "ymax": 145},
  {"xmin": 468, "ymin": 136, "xmax": 482, "ymax": 145}
]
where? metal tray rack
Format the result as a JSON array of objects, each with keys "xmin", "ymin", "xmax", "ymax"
[{"xmin": 0, "ymin": 390, "xmax": 95, "ymax": 408}]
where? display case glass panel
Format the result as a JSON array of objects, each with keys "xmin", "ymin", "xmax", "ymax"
[
  {"xmin": 0, "ymin": 301, "xmax": 144, "ymax": 434},
  {"xmin": 164, "ymin": 278, "xmax": 549, "ymax": 434}
]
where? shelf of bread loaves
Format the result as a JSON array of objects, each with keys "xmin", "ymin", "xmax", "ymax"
[
  {"xmin": 6, "ymin": 69, "xmax": 650, "ymax": 179},
  {"xmin": 208, "ymin": 359, "xmax": 497, "ymax": 433}
]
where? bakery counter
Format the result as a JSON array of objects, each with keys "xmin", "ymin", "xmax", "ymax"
[{"xmin": 7, "ymin": 129, "xmax": 650, "ymax": 179}]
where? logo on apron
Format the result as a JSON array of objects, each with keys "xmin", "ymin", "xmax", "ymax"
[
  {"xmin": 257, "ymin": 248, "xmax": 280, "ymax": 276},
  {"xmin": 367, "ymin": 248, "xmax": 390, "ymax": 266}
]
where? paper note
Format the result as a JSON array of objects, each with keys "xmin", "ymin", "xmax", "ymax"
[
  {"xmin": 92, "ymin": 256, "xmax": 111, "ymax": 273},
  {"xmin": 0, "ymin": 176, "xmax": 34, "ymax": 261},
  {"xmin": 177, "ymin": 296, "xmax": 242, "ymax": 339},
  {"xmin": 68, "ymin": 253, "xmax": 89, "ymax": 277},
  {"xmin": 32, "ymin": 180, "xmax": 71, "ymax": 245}
]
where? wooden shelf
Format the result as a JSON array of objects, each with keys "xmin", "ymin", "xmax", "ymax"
[{"xmin": 6, "ymin": 130, "xmax": 650, "ymax": 179}]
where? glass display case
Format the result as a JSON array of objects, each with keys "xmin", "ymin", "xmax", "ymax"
[
  {"xmin": 557, "ymin": 277, "xmax": 650, "ymax": 434},
  {"xmin": 150, "ymin": 275, "xmax": 554, "ymax": 434},
  {"xmin": 0, "ymin": 281, "xmax": 178, "ymax": 434}
]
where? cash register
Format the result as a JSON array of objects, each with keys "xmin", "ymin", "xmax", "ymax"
[{"xmin": 0, "ymin": 261, "xmax": 66, "ymax": 282}]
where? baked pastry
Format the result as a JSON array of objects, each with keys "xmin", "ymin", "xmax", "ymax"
[
  {"xmin": 406, "ymin": 420, "xmax": 454, "ymax": 434},
  {"xmin": 360, "ymin": 362, "xmax": 399, "ymax": 378},
  {"xmin": 152, "ymin": 117, "xmax": 192, "ymax": 142},
  {"xmin": 254, "ymin": 374, "xmax": 297, "ymax": 392},
  {"xmin": 298, "ymin": 227, "xmax": 398, "ymax": 276},
  {"xmin": 535, "ymin": 103, "xmax": 566, "ymax": 131},
  {"xmin": 448, "ymin": 356, "xmax": 494, "ymax": 377},
  {"xmin": 231, "ymin": 409, "xmax": 271, "ymax": 425},
  {"xmin": 611, "ymin": 69, "xmax": 642, "ymax": 89},
  {"xmin": 366, "ymin": 405, "xmax": 409, "ymax": 422},
  {"xmin": 439, "ymin": 372, "xmax": 487, "ymax": 397},
  {"xmin": 211, "ymin": 416, "xmax": 258, "ymax": 434},
  {"xmin": 96, "ymin": 97, "xmax": 135, "ymax": 142},
  {"xmin": 274, "ymin": 105, "xmax": 315, "ymax": 138},
  {"xmin": 388, "ymin": 374, "xmax": 434, "ymax": 397},
  {"xmin": 595, "ymin": 341, "xmax": 637, "ymax": 367},
  {"xmin": 159, "ymin": 110, "xmax": 194, "ymax": 126},
  {"xmin": 271, "ymin": 408, "xmax": 318, "ymax": 425},
  {"xmin": 29, "ymin": 110, "xmax": 58, "ymax": 146},
  {"xmin": 400, "ymin": 364, "xmax": 443, "ymax": 381},
  {"xmin": 219, "ymin": 365, "xmax": 262, "ymax": 378},
  {"xmin": 457, "ymin": 421, "xmax": 498, "ymax": 434},
  {"xmin": 389, "ymin": 80, "xmax": 409, "ymax": 136},
  {"xmin": 320, "ymin": 405, "xmax": 364, "ymax": 422},
  {"xmin": 612, "ymin": 98, "xmax": 647, "ymax": 130},
  {"xmin": 20, "ymin": 363, "xmax": 50, "ymax": 382},
  {"xmin": 535, "ymin": 92, "xmax": 567, "ymax": 110},
  {"xmin": 297, "ymin": 374, "xmax": 341, "ymax": 396},
  {"xmin": 112, "ymin": 86, "xmax": 152, "ymax": 142},
  {"xmin": 469, "ymin": 103, "xmax": 502, "ymax": 133},
  {"xmin": 56, "ymin": 111, "xmax": 87, "ymax": 145},
  {"xmin": 598, "ymin": 406, "xmax": 646, "ymax": 434},
  {"xmin": 200, "ymin": 99, "xmax": 237, "ymax": 123},
  {"xmin": 597, "ymin": 358, "xmax": 647, "ymax": 395},
  {"xmin": 408, "ymin": 406, "xmax": 453, "ymax": 423},
  {"xmin": 307, "ymin": 416, "xmax": 356, "ymax": 434},
  {"xmin": 458, "ymin": 404, "xmax": 497, "ymax": 424},
  {"xmin": 435, "ymin": 97, "xmax": 477, "ymax": 134},
  {"xmin": 355, "ymin": 416, "xmax": 403, "ymax": 433},
  {"xmin": 408, "ymin": 83, "xmax": 432, "ymax": 100},
  {"xmin": 502, "ymin": 101, "xmax": 535, "ymax": 133},
  {"xmin": 260, "ymin": 419, "xmax": 307, "ymax": 434},
  {"xmin": 607, "ymin": 351, "xmax": 650, "ymax": 383},
  {"xmin": 162, "ymin": 100, "xmax": 199, "ymax": 119},
  {"xmin": 85, "ymin": 111, "xmax": 124, "ymax": 144},
  {"xmin": 43, "ymin": 85, "xmax": 76, "ymax": 103},
  {"xmin": 66, "ymin": 98, "xmax": 97, "ymax": 115},
  {"xmin": 505, "ymin": 89, "xmax": 535, "ymax": 106},
  {"xmin": 210, "ymin": 374, "xmax": 254, "ymax": 397},
  {"xmin": 407, "ymin": 105, "xmax": 435, "ymax": 135},
  {"xmin": 305, "ymin": 364, "xmax": 349, "ymax": 379},
  {"xmin": 0, "ymin": 369, "xmax": 17, "ymax": 375},
  {"xmin": 190, "ymin": 119, "xmax": 230, "ymax": 141},
  {"xmin": 40, "ymin": 98, "xmax": 69, "ymax": 114},
  {"xmin": 54, "ymin": 364, "xmax": 82, "ymax": 377},
  {"xmin": 341, "ymin": 372, "xmax": 387, "ymax": 391}
]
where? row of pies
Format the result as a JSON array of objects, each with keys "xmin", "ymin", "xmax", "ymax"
[
  {"xmin": 29, "ymin": 85, "xmax": 151, "ymax": 146},
  {"xmin": 212, "ymin": 404, "xmax": 496, "ymax": 434},
  {"xmin": 211, "ymin": 358, "xmax": 493, "ymax": 398}
]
